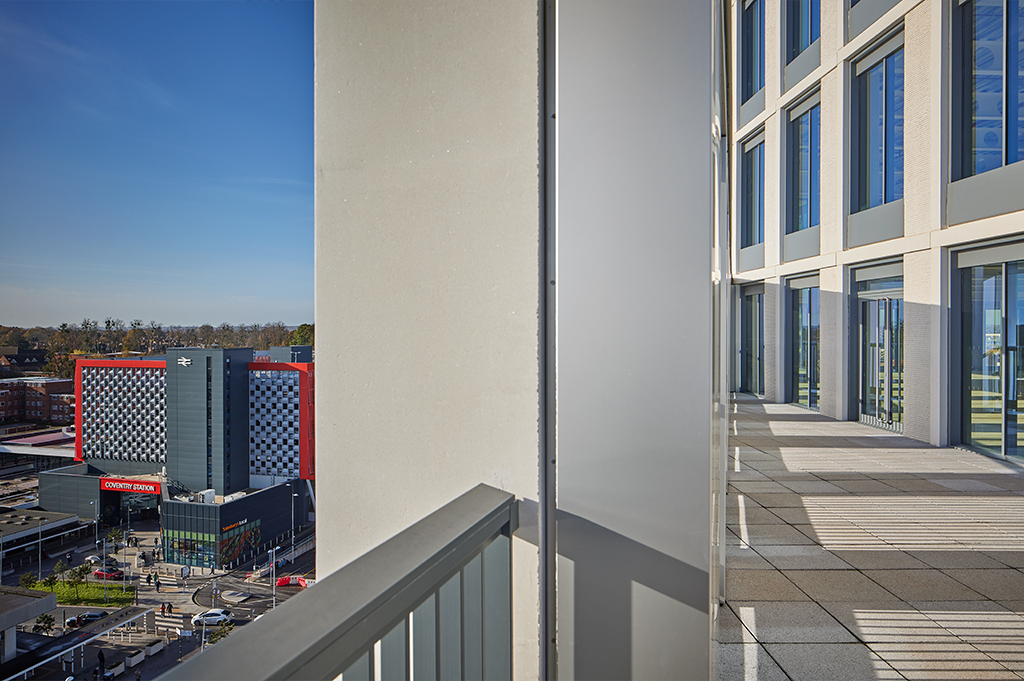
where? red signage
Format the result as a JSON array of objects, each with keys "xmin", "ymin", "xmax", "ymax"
[{"xmin": 100, "ymin": 478, "xmax": 161, "ymax": 495}]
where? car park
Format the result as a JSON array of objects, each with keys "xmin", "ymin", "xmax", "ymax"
[
  {"xmin": 191, "ymin": 608, "xmax": 232, "ymax": 626},
  {"xmin": 64, "ymin": 611, "xmax": 109, "ymax": 628},
  {"xmin": 93, "ymin": 567, "xmax": 124, "ymax": 580}
]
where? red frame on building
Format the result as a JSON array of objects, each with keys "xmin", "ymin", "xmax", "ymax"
[
  {"xmin": 74, "ymin": 359, "xmax": 166, "ymax": 462},
  {"xmin": 247, "ymin": 363, "xmax": 315, "ymax": 480}
]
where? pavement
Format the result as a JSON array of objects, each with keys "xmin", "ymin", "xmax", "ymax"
[
  {"xmin": 719, "ymin": 394, "xmax": 1024, "ymax": 680},
  {"xmin": 8, "ymin": 519, "xmax": 314, "ymax": 680}
]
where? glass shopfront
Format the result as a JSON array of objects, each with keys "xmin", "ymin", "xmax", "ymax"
[
  {"xmin": 857, "ymin": 276, "xmax": 904, "ymax": 430},
  {"xmin": 740, "ymin": 288, "xmax": 765, "ymax": 395},
  {"xmin": 792, "ymin": 282, "xmax": 820, "ymax": 409},
  {"xmin": 960, "ymin": 257, "xmax": 1024, "ymax": 458}
]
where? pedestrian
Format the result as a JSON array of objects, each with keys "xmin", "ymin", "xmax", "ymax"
[
  {"xmin": 134, "ymin": 670, "xmax": 142, "ymax": 681},
  {"xmin": 155, "ymin": 577, "xmax": 160, "ymax": 593},
  {"xmin": 166, "ymin": 602, "xmax": 173, "ymax": 614},
  {"xmin": 160, "ymin": 603, "xmax": 165, "ymax": 616},
  {"xmin": 98, "ymin": 648, "xmax": 105, "ymax": 669},
  {"xmin": 146, "ymin": 573, "xmax": 152, "ymax": 586}
]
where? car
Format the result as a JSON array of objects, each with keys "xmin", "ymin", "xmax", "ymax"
[
  {"xmin": 93, "ymin": 568, "xmax": 124, "ymax": 580},
  {"xmin": 191, "ymin": 608, "xmax": 232, "ymax": 626},
  {"xmin": 85, "ymin": 555, "xmax": 117, "ymax": 567},
  {"xmin": 64, "ymin": 611, "xmax": 109, "ymax": 628}
]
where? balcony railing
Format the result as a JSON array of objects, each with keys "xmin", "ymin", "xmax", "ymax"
[{"xmin": 157, "ymin": 483, "xmax": 518, "ymax": 681}]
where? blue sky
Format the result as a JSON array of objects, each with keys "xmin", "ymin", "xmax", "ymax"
[{"xmin": 0, "ymin": 1, "xmax": 313, "ymax": 328}]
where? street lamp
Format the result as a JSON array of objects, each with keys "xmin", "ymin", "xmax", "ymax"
[
  {"xmin": 290, "ymin": 492, "xmax": 298, "ymax": 565},
  {"xmin": 270, "ymin": 546, "xmax": 280, "ymax": 609}
]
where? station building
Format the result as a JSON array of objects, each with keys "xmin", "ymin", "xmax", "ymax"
[{"xmin": 38, "ymin": 346, "xmax": 314, "ymax": 568}]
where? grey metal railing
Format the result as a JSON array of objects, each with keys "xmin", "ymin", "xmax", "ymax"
[{"xmin": 157, "ymin": 483, "xmax": 517, "ymax": 681}]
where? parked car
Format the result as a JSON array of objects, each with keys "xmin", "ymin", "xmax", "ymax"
[
  {"xmin": 85, "ymin": 555, "xmax": 117, "ymax": 567},
  {"xmin": 64, "ymin": 611, "xmax": 109, "ymax": 628},
  {"xmin": 191, "ymin": 609, "xmax": 232, "ymax": 626},
  {"xmin": 93, "ymin": 568, "xmax": 124, "ymax": 580}
]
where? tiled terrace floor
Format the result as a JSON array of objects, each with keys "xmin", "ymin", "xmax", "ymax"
[{"xmin": 719, "ymin": 395, "xmax": 1024, "ymax": 680}]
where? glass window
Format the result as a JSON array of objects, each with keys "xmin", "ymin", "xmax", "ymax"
[
  {"xmin": 788, "ymin": 0, "xmax": 820, "ymax": 62},
  {"xmin": 742, "ymin": 139, "xmax": 765, "ymax": 247},
  {"xmin": 962, "ymin": 264, "xmax": 1005, "ymax": 456},
  {"xmin": 855, "ymin": 47, "xmax": 904, "ymax": 212},
  {"xmin": 792, "ymin": 286, "xmax": 820, "ymax": 409},
  {"xmin": 790, "ymin": 103, "xmax": 820, "ymax": 232},
  {"xmin": 742, "ymin": 0, "xmax": 765, "ymax": 102},
  {"xmin": 741, "ymin": 292, "xmax": 765, "ymax": 394},
  {"xmin": 959, "ymin": 0, "xmax": 1024, "ymax": 177}
]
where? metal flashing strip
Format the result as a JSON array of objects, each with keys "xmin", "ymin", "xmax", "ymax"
[
  {"xmin": 854, "ymin": 31, "xmax": 904, "ymax": 76},
  {"xmin": 743, "ymin": 129, "xmax": 765, "ymax": 151},
  {"xmin": 160, "ymin": 484, "xmax": 517, "ymax": 681},
  {"xmin": 957, "ymin": 241, "xmax": 1024, "ymax": 269},
  {"xmin": 788, "ymin": 273, "xmax": 820, "ymax": 289},
  {"xmin": 855, "ymin": 261, "xmax": 904, "ymax": 282}
]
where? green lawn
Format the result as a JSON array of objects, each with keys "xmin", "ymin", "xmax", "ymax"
[{"xmin": 30, "ymin": 580, "xmax": 135, "ymax": 608}]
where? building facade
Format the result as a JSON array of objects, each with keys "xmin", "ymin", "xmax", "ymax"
[
  {"xmin": 39, "ymin": 347, "xmax": 314, "ymax": 567},
  {"xmin": 731, "ymin": 0, "xmax": 1024, "ymax": 460},
  {"xmin": 0, "ymin": 378, "xmax": 74, "ymax": 425}
]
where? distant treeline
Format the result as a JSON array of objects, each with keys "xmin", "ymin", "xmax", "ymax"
[{"xmin": 0, "ymin": 321, "xmax": 314, "ymax": 379}]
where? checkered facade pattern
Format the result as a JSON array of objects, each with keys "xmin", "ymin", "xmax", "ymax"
[
  {"xmin": 79, "ymin": 365, "xmax": 167, "ymax": 463},
  {"xmin": 249, "ymin": 369, "xmax": 301, "ymax": 480}
]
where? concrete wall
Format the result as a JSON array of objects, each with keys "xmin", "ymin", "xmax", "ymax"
[
  {"xmin": 314, "ymin": 1, "xmax": 543, "ymax": 676},
  {"xmin": 555, "ymin": 1, "xmax": 713, "ymax": 678}
]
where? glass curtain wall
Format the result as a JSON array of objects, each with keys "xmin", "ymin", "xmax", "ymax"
[
  {"xmin": 857, "ymin": 48, "xmax": 904, "ymax": 211},
  {"xmin": 963, "ymin": 264, "xmax": 1005, "ymax": 456},
  {"xmin": 743, "ymin": 0, "xmax": 765, "ymax": 102},
  {"xmin": 791, "ymin": 103, "xmax": 820, "ymax": 233},
  {"xmin": 961, "ymin": 0, "xmax": 1024, "ymax": 177},
  {"xmin": 740, "ymin": 291, "xmax": 764, "ymax": 394},
  {"xmin": 742, "ymin": 141, "xmax": 765, "ymax": 247},
  {"xmin": 789, "ymin": 0, "xmax": 820, "ymax": 62},
  {"xmin": 963, "ymin": 260, "xmax": 1024, "ymax": 458},
  {"xmin": 792, "ymin": 286, "xmax": 820, "ymax": 409},
  {"xmin": 857, "ymin": 277, "xmax": 904, "ymax": 430}
]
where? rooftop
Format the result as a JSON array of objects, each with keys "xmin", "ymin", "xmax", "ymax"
[{"xmin": 720, "ymin": 395, "xmax": 1024, "ymax": 680}]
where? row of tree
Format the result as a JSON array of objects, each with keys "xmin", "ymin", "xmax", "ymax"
[{"xmin": 1, "ymin": 321, "xmax": 314, "ymax": 379}]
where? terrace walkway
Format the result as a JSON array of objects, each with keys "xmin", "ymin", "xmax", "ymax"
[{"xmin": 719, "ymin": 394, "xmax": 1024, "ymax": 680}]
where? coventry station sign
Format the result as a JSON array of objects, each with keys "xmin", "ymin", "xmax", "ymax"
[{"xmin": 100, "ymin": 478, "xmax": 161, "ymax": 495}]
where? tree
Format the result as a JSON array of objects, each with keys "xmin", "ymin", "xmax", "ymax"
[
  {"xmin": 40, "ymin": 571, "xmax": 58, "ymax": 593},
  {"xmin": 289, "ymin": 324, "xmax": 314, "ymax": 348},
  {"xmin": 208, "ymin": 620, "xmax": 235, "ymax": 645},
  {"xmin": 19, "ymin": 572, "xmax": 36, "ymax": 589},
  {"xmin": 52, "ymin": 558, "xmax": 67, "ymax": 585},
  {"xmin": 32, "ymin": 613, "xmax": 54, "ymax": 635},
  {"xmin": 66, "ymin": 565, "xmax": 88, "ymax": 599},
  {"xmin": 0, "ymin": 328, "xmax": 30, "ymax": 351},
  {"xmin": 106, "ymin": 528, "xmax": 123, "ymax": 555}
]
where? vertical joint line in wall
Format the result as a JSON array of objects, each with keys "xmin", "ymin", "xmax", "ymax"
[{"xmin": 540, "ymin": 0, "xmax": 557, "ymax": 679}]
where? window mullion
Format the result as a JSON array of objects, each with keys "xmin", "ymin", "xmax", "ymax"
[{"xmin": 1004, "ymin": 0, "xmax": 1010, "ymax": 166}]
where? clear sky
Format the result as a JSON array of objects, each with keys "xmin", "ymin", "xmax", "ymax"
[{"xmin": 0, "ymin": 1, "xmax": 313, "ymax": 329}]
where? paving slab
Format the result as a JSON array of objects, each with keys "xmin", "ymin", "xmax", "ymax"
[
  {"xmin": 830, "ymin": 550, "xmax": 931, "ymax": 571},
  {"xmin": 726, "ymin": 545, "xmax": 776, "ymax": 570},
  {"xmin": 783, "ymin": 570, "xmax": 900, "ymax": 602},
  {"xmin": 906, "ymin": 551, "xmax": 1008, "ymax": 570},
  {"xmin": 716, "ymin": 643, "xmax": 789, "ymax": 681},
  {"xmin": 730, "ymin": 600, "xmax": 858, "ymax": 643},
  {"xmin": 754, "ymin": 544, "xmax": 854, "ymax": 571},
  {"xmin": 862, "ymin": 570, "xmax": 986, "ymax": 602},
  {"xmin": 764, "ymin": 642, "xmax": 904, "ymax": 680},
  {"xmin": 726, "ymin": 569, "xmax": 809, "ymax": 602},
  {"xmin": 940, "ymin": 569, "xmax": 1024, "ymax": 602}
]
